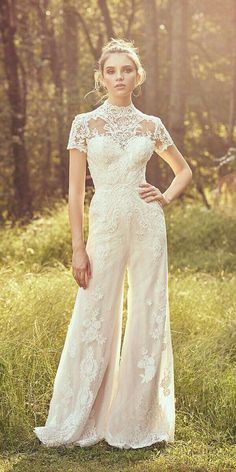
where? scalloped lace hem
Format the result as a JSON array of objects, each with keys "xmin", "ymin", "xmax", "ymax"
[
  {"xmin": 104, "ymin": 431, "xmax": 174, "ymax": 449},
  {"xmin": 33, "ymin": 426, "xmax": 174, "ymax": 449}
]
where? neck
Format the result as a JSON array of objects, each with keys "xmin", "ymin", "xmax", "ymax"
[{"xmin": 106, "ymin": 96, "xmax": 133, "ymax": 107}]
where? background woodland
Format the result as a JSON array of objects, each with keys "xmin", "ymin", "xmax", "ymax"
[{"xmin": 0, "ymin": 0, "xmax": 236, "ymax": 223}]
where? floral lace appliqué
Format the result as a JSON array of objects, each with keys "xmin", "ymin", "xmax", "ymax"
[
  {"xmin": 137, "ymin": 348, "xmax": 156, "ymax": 384},
  {"xmin": 160, "ymin": 367, "xmax": 172, "ymax": 396}
]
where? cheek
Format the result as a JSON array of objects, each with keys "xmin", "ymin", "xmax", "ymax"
[
  {"xmin": 104, "ymin": 75, "xmax": 114, "ymax": 85},
  {"xmin": 127, "ymin": 73, "xmax": 137, "ymax": 84}
]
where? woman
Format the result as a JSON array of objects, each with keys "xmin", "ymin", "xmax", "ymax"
[{"xmin": 34, "ymin": 38, "xmax": 192, "ymax": 449}]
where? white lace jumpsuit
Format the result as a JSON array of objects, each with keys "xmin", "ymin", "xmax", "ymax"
[{"xmin": 33, "ymin": 99, "xmax": 175, "ymax": 449}]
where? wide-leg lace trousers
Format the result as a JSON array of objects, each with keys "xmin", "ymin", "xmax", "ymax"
[{"xmin": 33, "ymin": 185, "xmax": 175, "ymax": 449}]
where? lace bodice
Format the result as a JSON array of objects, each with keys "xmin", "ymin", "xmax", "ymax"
[{"xmin": 66, "ymin": 99, "xmax": 174, "ymax": 189}]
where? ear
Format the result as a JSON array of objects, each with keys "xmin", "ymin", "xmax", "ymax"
[
  {"xmin": 100, "ymin": 80, "xmax": 106, "ymax": 89},
  {"xmin": 136, "ymin": 72, "xmax": 141, "ymax": 86}
]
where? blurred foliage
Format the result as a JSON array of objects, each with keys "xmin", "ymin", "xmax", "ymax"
[
  {"xmin": 0, "ymin": 198, "xmax": 235, "ymax": 274},
  {"xmin": 0, "ymin": 0, "xmax": 236, "ymax": 223}
]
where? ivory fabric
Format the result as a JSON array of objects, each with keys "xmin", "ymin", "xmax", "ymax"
[{"xmin": 33, "ymin": 99, "xmax": 175, "ymax": 449}]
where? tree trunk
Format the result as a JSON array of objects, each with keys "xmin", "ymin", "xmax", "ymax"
[
  {"xmin": 142, "ymin": 0, "xmax": 162, "ymax": 191},
  {"xmin": 63, "ymin": 1, "xmax": 80, "ymax": 119},
  {"xmin": 35, "ymin": 2, "xmax": 67, "ymax": 197},
  {"xmin": 228, "ymin": 0, "xmax": 236, "ymax": 146},
  {"xmin": 0, "ymin": 0, "xmax": 32, "ymax": 221},
  {"xmin": 168, "ymin": 0, "xmax": 188, "ymax": 149}
]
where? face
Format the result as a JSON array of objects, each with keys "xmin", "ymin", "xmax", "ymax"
[{"xmin": 100, "ymin": 53, "xmax": 140, "ymax": 98}]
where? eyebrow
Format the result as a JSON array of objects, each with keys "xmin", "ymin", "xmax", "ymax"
[{"xmin": 105, "ymin": 64, "xmax": 134, "ymax": 69}]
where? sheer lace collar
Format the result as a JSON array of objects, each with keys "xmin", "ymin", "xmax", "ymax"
[{"xmin": 99, "ymin": 99, "xmax": 137, "ymax": 116}]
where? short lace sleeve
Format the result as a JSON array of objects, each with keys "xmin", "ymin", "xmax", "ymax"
[
  {"xmin": 66, "ymin": 114, "xmax": 88, "ymax": 154},
  {"xmin": 154, "ymin": 117, "xmax": 174, "ymax": 153}
]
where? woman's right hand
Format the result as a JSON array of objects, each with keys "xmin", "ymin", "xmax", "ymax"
[{"xmin": 72, "ymin": 247, "xmax": 92, "ymax": 289}]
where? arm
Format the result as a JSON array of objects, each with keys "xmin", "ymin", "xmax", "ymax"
[
  {"xmin": 157, "ymin": 143, "xmax": 193, "ymax": 205},
  {"xmin": 68, "ymin": 148, "xmax": 92, "ymax": 289},
  {"xmin": 139, "ymin": 120, "xmax": 192, "ymax": 207},
  {"xmin": 68, "ymin": 148, "xmax": 87, "ymax": 251},
  {"xmin": 66, "ymin": 115, "xmax": 92, "ymax": 289}
]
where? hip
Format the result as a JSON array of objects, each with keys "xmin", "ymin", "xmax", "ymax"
[{"xmin": 88, "ymin": 187, "xmax": 165, "ymax": 240}]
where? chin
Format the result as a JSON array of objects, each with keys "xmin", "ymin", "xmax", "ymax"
[{"xmin": 114, "ymin": 88, "xmax": 129, "ymax": 94}]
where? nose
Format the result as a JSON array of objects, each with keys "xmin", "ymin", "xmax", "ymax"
[{"xmin": 116, "ymin": 71, "xmax": 124, "ymax": 81}]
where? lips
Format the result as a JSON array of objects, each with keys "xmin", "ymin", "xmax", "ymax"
[{"xmin": 115, "ymin": 84, "xmax": 125, "ymax": 88}]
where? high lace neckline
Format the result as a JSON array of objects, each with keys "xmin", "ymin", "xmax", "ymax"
[{"xmin": 101, "ymin": 99, "xmax": 136, "ymax": 114}]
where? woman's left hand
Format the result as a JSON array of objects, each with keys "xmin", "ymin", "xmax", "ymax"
[{"xmin": 138, "ymin": 182, "xmax": 168, "ymax": 208}]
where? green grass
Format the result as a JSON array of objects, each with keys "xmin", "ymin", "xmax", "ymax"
[
  {"xmin": 166, "ymin": 202, "xmax": 236, "ymax": 274},
  {"xmin": 0, "ymin": 199, "xmax": 235, "ymax": 471}
]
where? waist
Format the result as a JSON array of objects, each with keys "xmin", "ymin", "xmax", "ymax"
[{"xmin": 95, "ymin": 182, "xmax": 145, "ymax": 191}]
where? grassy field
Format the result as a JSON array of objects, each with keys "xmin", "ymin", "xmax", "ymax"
[{"xmin": 0, "ymin": 200, "xmax": 235, "ymax": 471}]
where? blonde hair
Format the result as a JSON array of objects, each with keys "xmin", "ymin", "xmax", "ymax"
[{"xmin": 84, "ymin": 38, "xmax": 146, "ymax": 105}]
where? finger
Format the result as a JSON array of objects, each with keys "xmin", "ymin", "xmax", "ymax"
[
  {"xmin": 145, "ymin": 190, "xmax": 158, "ymax": 196},
  {"xmin": 156, "ymin": 198, "xmax": 164, "ymax": 207},
  {"xmin": 145, "ymin": 197, "xmax": 156, "ymax": 203},
  {"xmin": 72, "ymin": 269, "xmax": 78, "ymax": 282},
  {"xmin": 84, "ymin": 271, "xmax": 88, "ymax": 289},
  {"xmin": 141, "ymin": 190, "xmax": 158, "ymax": 198},
  {"xmin": 139, "ymin": 188, "xmax": 153, "ymax": 195},
  {"xmin": 78, "ymin": 270, "xmax": 86, "ymax": 288},
  {"xmin": 73, "ymin": 274, "xmax": 81, "ymax": 287},
  {"xmin": 139, "ymin": 183, "xmax": 152, "ymax": 190},
  {"xmin": 73, "ymin": 270, "xmax": 81, "ymax": 285},
  {"xmin": 146, "ymin": 196, "xmax": 162, "ymax": 204},
  {"xmin": 139, "ymin": 186, "xmax": 157, "ymax": 195},
  {"xmin": 87, "ymin": 261, "xmax": 92, "ymax": 278}
]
